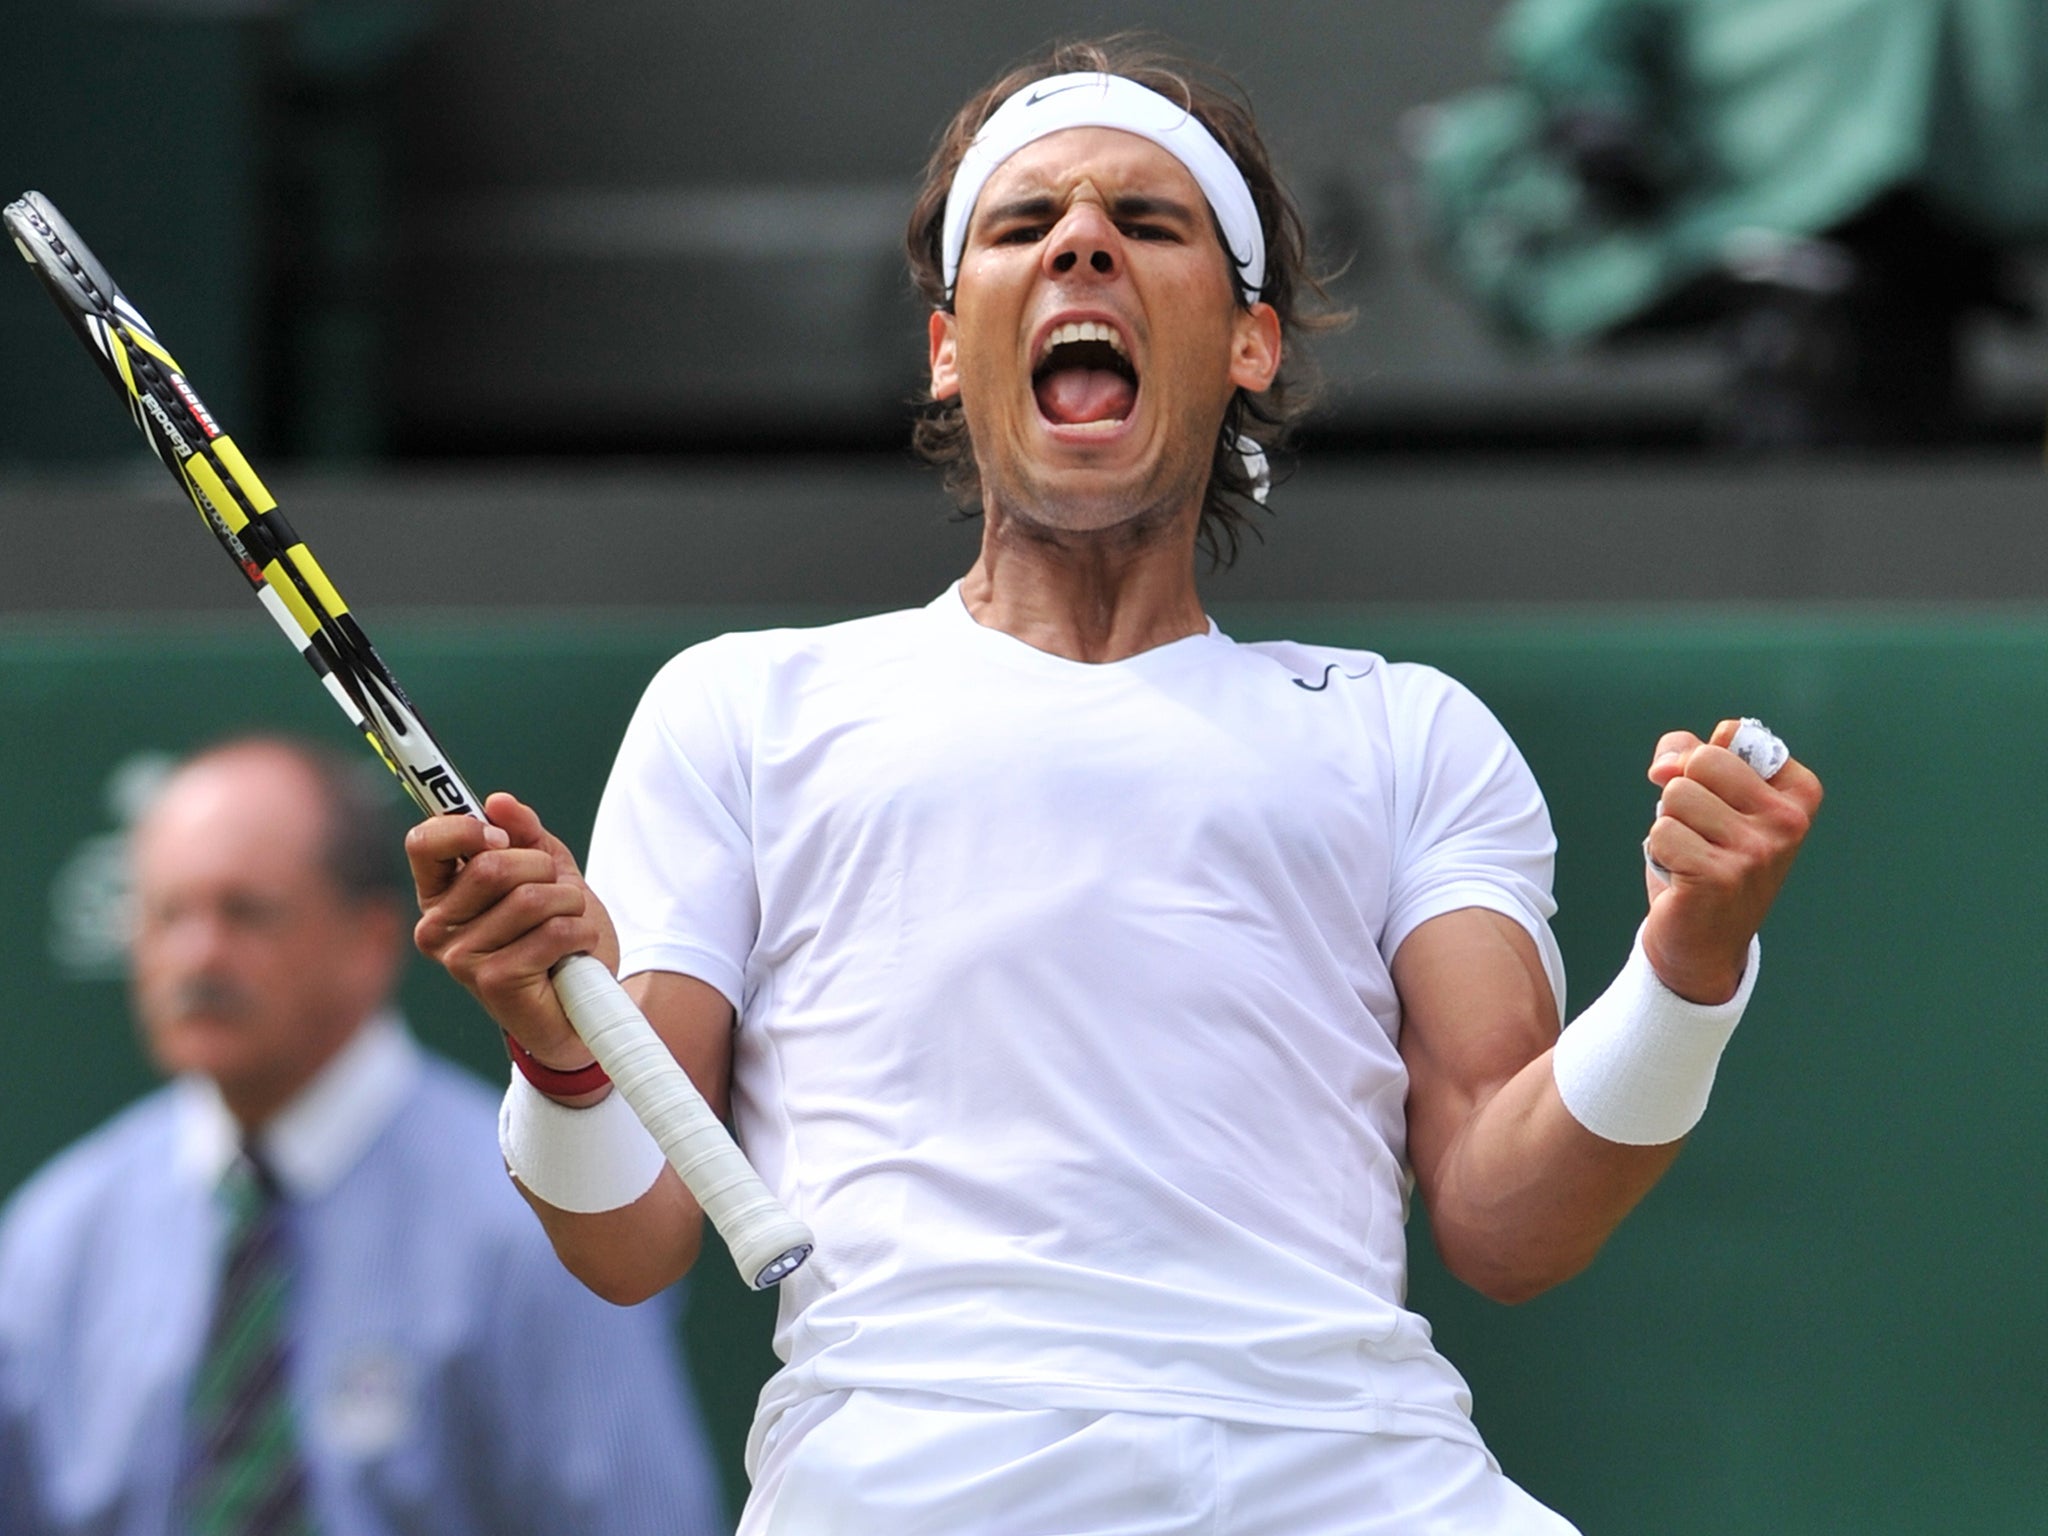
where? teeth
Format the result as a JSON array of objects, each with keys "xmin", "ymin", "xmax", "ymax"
[{"xmin": 1040, "ymin": 320, "xmax": 1127, "ymax": 363}]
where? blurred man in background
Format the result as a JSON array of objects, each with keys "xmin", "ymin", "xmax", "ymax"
[
  {"xmin": 411, "ymin": 36, "xmax": 1820, "ymax": 1536},
  {"xmin": 0, "ymin": 735, "xmax": 728, "ymax": 1536}
]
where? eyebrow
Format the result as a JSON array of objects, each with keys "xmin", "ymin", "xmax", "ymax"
[{"xmin": 973, "ymin": 191, "xmax": 1204, "ymax": 234}]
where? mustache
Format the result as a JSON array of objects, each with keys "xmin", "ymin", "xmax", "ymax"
[{"xmin": 161, "ymin": 974, "xmax": 256, "ymax": 1022}]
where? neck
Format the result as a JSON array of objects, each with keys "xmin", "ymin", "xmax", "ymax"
[
  {"xmin": 218, "ymin": 1014, "xmax": 367, "ymax": 1134},
  {"xmin": 960, "ymin": 505, "xmax": 1207, "ymax": 662}
]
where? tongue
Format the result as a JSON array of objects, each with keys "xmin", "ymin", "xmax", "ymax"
[{"xmin": 1035, "ymin": 367, "xmax": 1135, "ymax": 425}]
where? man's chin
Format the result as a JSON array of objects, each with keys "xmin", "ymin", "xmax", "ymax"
[
  {"xmin": 999, "ymin": 499, "xmax": 1162, "ymax": 545},
  {"xmin": 144, "ymin": 1019, "xmax": 253, "ymax": 1080},
  {"xmin": 998, "ymin": 478, "xmax": 1194, "ymax": 545}
]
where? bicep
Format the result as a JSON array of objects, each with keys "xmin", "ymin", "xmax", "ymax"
[{"xmin": 1392, "ymin": 907, "xmax": 1561, "ymax": 1208}]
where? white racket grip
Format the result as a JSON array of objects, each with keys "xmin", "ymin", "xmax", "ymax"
[{"xmin": 549, "ymin": 954, "xmax": 814, "ymax": 1289}]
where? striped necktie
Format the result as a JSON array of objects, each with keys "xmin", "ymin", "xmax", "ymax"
[{"xmin": 182, "ymin": 1148, "xmax": 318, "ymax": 1536}]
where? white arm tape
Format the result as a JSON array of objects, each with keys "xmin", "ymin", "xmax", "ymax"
[
  {"xmin": 498, "ymin": 1070, "xmax": 669, "ymax": 1213},
  {"xmin": 1552, "ymin": 925, "xmax": 1762, "ymax": 1145}
]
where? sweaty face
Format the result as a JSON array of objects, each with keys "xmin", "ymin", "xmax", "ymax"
[
  {"xmin": 930, "ymin": 127, "xmax": 1280, "ymax": 539},
  {"xmin": 129, "ymin": 749, "xmax": 394, "ymax": 1126}
]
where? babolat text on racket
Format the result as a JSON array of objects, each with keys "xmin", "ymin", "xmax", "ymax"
[{"xmin": 5, "ymin": 190, "xmax": 812, "ymax": 1289}]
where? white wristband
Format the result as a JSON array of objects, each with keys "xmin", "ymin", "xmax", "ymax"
[
  {"xmin": 1552, "ymin": 925, "xmax": 1761, "ymax": 1145},
  {"xmin": 498, "ymin": 1070, "xmax": 668, "ymax": 1213}
]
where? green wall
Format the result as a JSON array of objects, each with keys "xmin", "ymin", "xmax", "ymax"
[
  {"xmin": 0, "ymin": 11, "xmax": 255, "ymax": 464},
  {"xmin": 2, "ymin": 604, "xmax": 2042, "ymax": 1530}
]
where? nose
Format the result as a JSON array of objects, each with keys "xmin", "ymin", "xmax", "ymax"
[
  {"xmin": 144, "ymin": 906, "xmax": 232, "ymax": 973},
  {"xmin": 1043, "ymin": 202, "xmax": 1120, "ymax": 283}
]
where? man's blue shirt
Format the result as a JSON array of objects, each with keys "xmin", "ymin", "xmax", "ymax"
[{"xmin": 0, "ymin": 1019, "xmax": 727, "ymax": 1536}]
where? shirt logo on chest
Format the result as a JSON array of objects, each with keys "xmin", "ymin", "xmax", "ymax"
[{"xmin": 1291, "ymin": 663, "xmax": 1373, "ymax": 692}]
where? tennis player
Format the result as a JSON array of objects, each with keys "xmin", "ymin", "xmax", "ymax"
[{"xmin": 409, "ymin": 38, "xmax": 1822, "ymax": 1534}]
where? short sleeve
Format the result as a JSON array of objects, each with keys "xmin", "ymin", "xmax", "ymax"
[
  {"xmin": 1382, "ymin": 665, "xmax": 1565, "ymax": 1016},
  {"xmin": 586, "ymin": 638, "xmax": 763, "ymax": 1013}
]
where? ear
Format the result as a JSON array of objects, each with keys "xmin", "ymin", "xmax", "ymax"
[
  {"xmin": 346, "ymin": 895, "xmax": 410, "ymax": 1006},
  {"xmin": 1227, "ymin": 301, "xmax": 1282, "ymax": 394},
  {"xmin": 928, "ymin": 309, "xmax": 961, "ymax": 401}
]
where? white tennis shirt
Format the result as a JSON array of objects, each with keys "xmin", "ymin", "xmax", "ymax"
[{"xmin": 587, "ymin": 584, "xmax": 1561, "ymax": 1459}]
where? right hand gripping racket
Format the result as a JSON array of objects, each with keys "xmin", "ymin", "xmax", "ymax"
[{"xmin": 5, "ymin": 190, "xmax": 812, "ymax": 1289}]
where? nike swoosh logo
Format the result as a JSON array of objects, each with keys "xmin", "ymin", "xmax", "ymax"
[
  {"xmin": 1292, "ymin": 664, "xmax": 1373, "ymax": 692},
  {"xmin": 1025, "ymin": 81, "xmax": 1096, "ymax": 107}
]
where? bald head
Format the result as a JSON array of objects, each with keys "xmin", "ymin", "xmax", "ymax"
[{"xmin": 129, "ymin": 738, "xmax": 408, "ymax": 1129}]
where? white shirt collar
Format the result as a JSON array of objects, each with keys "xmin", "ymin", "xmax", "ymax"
[{"xmin": 173, "ymin": 1013, "xmax": 423, "ymax": 1199}]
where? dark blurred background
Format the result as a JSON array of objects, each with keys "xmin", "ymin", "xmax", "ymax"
[
  {"xmin": 3, "ymin": 2, "xmax": 2046, "ymax": 1530},
  {"xmin": 4, "ymin": 0, "xmax": 2045, "ymax": 607}
]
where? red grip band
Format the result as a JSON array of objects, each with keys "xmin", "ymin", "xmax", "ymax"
[{"xmin": 502, "ymin": 1030, "xmax": 611, "ymax": 1097}]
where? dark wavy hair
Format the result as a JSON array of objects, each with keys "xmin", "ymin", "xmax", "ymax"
[{"xmin": 905, "ymin": 35, "xmax": 1347, "ymax": 568}]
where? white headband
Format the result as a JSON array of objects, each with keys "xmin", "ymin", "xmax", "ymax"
[{"xmin": 939, "ymin": 72, "xmax": 1267, "ymax": 305}]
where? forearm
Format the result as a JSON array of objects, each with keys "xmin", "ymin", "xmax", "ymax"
[
  {"xmin": 1421, "ymin": 923, "xmax": 1758, "ymax": 1302},
  {"xmin": 515, "ymin": 1165, "xmax": 705, "ymax": 1306},
  {"xmin": 1402, "ymin": 722, "xmax": 1817, "ymax": 1306},
  {"xmin": 1423, "ymin": 1051, "xmax": 1681, "ymax": 1304},
  {"xmin": 498, "ymin": 1072, "xmax": 705, "ymax": 1304}
]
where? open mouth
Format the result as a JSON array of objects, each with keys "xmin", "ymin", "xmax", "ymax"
[{"xmin": 1032, "ymin": 320, "xmax": 1138, "ymax": 426}]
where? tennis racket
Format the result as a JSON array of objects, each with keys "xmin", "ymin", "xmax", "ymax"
[{"xmin": 5, "ymin": 190, "xmax": 812, "ymax": 1290}]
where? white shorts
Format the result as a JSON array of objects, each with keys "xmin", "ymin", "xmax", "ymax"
[{"xmin": 741, "ymin": 1389, "xmax": 1581, "ymax": 1536}]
